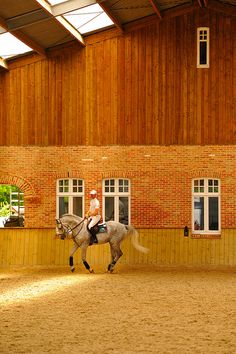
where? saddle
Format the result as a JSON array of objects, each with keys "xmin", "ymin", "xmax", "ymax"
[{"xmin": 87, "ymin": 220, "xmax": 107, "ymax": 245}]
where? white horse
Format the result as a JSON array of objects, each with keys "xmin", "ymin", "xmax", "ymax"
[{"xmin": 56, "ymin": 214, "xmax": 149, "ymax": 273}]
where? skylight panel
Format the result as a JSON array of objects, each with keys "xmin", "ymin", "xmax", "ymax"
[
  {"xmin": 0, "ymin": 33, "xmax": 33, "ymax": 59},
  {"xmin": 64, "ymin": 4, "xmax": 114, "ymax": 34},
  {"xmin": 48, "ymin": 0, "xmax": 69, "ymax": 4}
]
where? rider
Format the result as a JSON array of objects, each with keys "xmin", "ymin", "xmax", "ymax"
[{"xmin": 86, "ymin": 189, "xmax": 101, "ymax": 244}]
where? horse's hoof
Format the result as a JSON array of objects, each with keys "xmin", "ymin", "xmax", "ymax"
[
  {"xmin": 89, "ymin": 269, "xmax": 94, "ymax": 273},
  {"xmin": 106, "ymin": 268, "xmax": 114, "ymax": 274},
  {"xmin": 71, "ymin": 267, "xmax": 75, "ymax": 273}
]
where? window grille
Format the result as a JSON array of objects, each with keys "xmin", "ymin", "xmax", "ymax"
[
  {"xmin": 197, "ymin": 27, "xmax": 209, "ymax": 68},
  {"xmin": 192, "ymin": 178, "xmax": 220, "ymax": 234},
  {"xmin": 57, "ymin": 179, "xmax": 84, "ymax": 218},
  {"xmin": 103, "ymin": 179, "xmax": 130, "ymax": 225}
]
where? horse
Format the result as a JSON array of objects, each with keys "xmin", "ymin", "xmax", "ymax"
[{"xmin": 55, "ymin": 214, "xmax": 149, "ymax": 273}]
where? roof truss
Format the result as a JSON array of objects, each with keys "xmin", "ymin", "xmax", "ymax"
[
  {"xmin": 97, "ymin": 0, "xmax": 123, "ymax": 31},
  {"xmin": 34, "ymin": 0, "xmax": 85, "ymax": 46},
  {"xmin": 0, "ymin": 15, "xmax": 46, "ymax": 57},
  {"xmin": 52, "ymin": 0, "xmax": 96, "ymax": 16},
  {"xmin": 149, "ymin": 0, "xmax": 162, "ymax": 19},
  {"xmin": 0, "ymin": 56, "xmax": 8, "ymax": 70}
]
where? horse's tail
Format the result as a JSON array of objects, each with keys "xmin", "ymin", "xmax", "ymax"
[{"xmin": 125, "ymin": 225, "xmax": 149, "ymax": 254}]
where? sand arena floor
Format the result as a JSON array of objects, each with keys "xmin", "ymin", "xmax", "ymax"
[{"xmin": 0, "ymin": 265, "xmax": 236, "ymax": 354}]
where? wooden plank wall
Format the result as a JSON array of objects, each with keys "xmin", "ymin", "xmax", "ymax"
[
  {"xmin": 0, "ymin": 229, "xmax": 235, "ymax": 268},
  {"xmin": 0, "ymin": 9, "xmax": 235, "ymax": 146}
]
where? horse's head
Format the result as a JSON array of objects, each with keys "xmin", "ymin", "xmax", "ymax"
[{"xmin": 55, "ymin": 218, "xmax": 72, "ymax": 240}]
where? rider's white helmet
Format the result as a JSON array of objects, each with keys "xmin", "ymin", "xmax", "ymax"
[{"xmin": 90, "ymin": 189, "xmax": 97, "ymax": 195}]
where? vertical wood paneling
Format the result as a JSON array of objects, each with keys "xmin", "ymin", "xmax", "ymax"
[
  {"xmin": 145, "ymin": 26, "xmax": 153, "ymax": 144},
  {"xmin": 124, "ymin": 33, "xmax": 132, "ymax": 144},
  {"xmin": 0, "ymin": 229, "xmax": 236, "ymax": 267},
  {"xmin": 117, "ymin": 36, "xmax": 125, "ymax": 144}
]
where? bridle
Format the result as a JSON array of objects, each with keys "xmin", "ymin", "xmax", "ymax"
[{"xmin": 56, "ymin": 218, "xmax": 85, "ymax": 240}]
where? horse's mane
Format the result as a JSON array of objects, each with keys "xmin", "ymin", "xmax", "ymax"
[{"xmin": 61, "ymin": 213, "xmax": 83, "ymax": 221}]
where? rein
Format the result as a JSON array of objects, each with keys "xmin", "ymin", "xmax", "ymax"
[{"xmin": 57, "ymin": 217, "xmax": 85, "ymax": 240}]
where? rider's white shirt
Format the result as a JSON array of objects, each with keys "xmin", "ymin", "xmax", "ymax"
[
  {"xmin": 89, "ymin": 198, "xmax": 100, "ymax": 229},
  {"xmin": 89, "ymin": 198, "xmax": 100, "ymax": 213}
]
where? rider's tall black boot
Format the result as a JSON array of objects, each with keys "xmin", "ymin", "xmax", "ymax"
[{"xmin": 89, "ymin": 227, "xmax": 98, "ymax": 245}]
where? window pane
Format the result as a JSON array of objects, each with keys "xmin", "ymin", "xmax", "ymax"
[
  {"xmin": 193, "ymin": 179, "xmax": 204, "ymax": 193},
  {"xmin": 73, "ymin": 197, "xmax": 83, "ymax": 217},
  {"xmin": 63, "ymin": 4, "xmax": 114, "ymax": 35},
  {"xmin": 118, "ymin": 179, "xmax": 129, "ymax": 193},
  {"xmin": 0, "ymin": 33, "xmax": 32, "ymax": 59},
  {"xmin": 59, "ymin": 179, "xmax": 69, "ymax": 193},
  {"xmin": 59, "ymin": 196, "xmax": 69, "ymax": 217},
  {"xmin": 104, "ymin": 179, "xmax": 115, "ymax": 193},
  {"xmin": 209, "ymin": 197, "xmax": 219, "ymax": 230},
  {"xmin": 194, "ymin": 197, "xmax": 204, "ymax": 230},
  {"xmin": 200, "ymin": 41, "xmax": 207, "ymax": 65},
  {"xmin": 105, "ymin": 197, "xmax": 114, "ymax": 221},
  {"xmin": 0, "ymin": 185, "xmax": 24, "ymax": 228},
  {"xmin": 119, "ymin": 197, "xmax": 129, "ymax": 225},
  {"xmin": 208, "ymin": 179, "xmax": 219, "ymax": 193},
  {"xmin": 72, "ymin": 179, "xmax": 83, "ymax": 193}
]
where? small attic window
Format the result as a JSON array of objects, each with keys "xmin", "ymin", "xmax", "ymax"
[{"xmin": 197, "ymin": 27, "xmax": 209, "ymax": 68}]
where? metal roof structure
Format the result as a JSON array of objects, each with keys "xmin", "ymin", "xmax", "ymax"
[{"xmin": 0, "ymin": 0, "xmax": 235, "ymax": 69}]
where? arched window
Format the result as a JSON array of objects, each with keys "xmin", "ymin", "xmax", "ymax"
[
  {"xmin": 0, "ymin": 185, "xmax": 24, "ymax": 227},
  {"xmin": 192, "ymin": 178, "xmax": 220, "ymax": 234},
  {"xmin": 56, "ymin": 179, "xmax": 84, "ymax": 218},
  {"xmin": 103, "ymin": 179, "xmax": 130, "ymax": 225}
]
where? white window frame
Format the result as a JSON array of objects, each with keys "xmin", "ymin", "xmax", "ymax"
[
  {"xmin": 192, "ymin": 178, "xmax": 221, "ymax": 234},
  {"xmin": 197, "ymin": 27, "xmax": 210, "ymax": 68},
  {"xmin": 56, "ymin": 179, "xmax": 84, "ymax": 218},
  {"xmin": 102, "ymin": 178, "xmax": 130, "ymax": 224}
]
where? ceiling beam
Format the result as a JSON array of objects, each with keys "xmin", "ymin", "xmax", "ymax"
[
  {"xmin": 0, "ymin": 57, "xmax": 9, "ymax": 70},
  {"xmin": 197, "ymin": 0, "xmax": 203, "ymax": 7},
  {"xmin": 6, "ymin": 9, "xmax": 50, "ymax": 32},
  {"xmin": 163, "ymin": 2, "xmax": 198, "ymax": 19},
  {"xmin": 207, "ymin": 0, "xmax": 236, "ymax": 16},
  {"xmin": 124, "ymin": 2, "xmax": 198, "ymax": 32},
  {"xmin": 0, "ymin": 15, "xmax": 46, "ymax": 57},
  {"xmin": 52, "ymin": 0, "xmax": 96, "ymax": 16},
  {"xmin": 34, "ymin": 0, "xmax": 85, "ymax": 46},
  {"xmin": 2, "ymin": 1, "xmax": 96, "ymax": 33},
  {"xmin": 97, "ymin": 0, "xmax": 123, "ymax": 32},
  {"xmin": 0, "ymin": 25, "xmax": 6, "ymax": 34},
  {"xmin": 13, "ymin": 30, "xmax": 46, "ymax": 56},
  {"xmin": 149, "ymin": 0, "xmax": 162, "ymax": 19}
]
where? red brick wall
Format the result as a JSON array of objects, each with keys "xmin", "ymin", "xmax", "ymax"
[{"xmin": 0, "ymin": 145, "xmax": 235, "ymax": 229}]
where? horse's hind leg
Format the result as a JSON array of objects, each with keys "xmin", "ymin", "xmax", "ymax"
[{"xmin": 108, "ymin": 243, "xmax": 123, "ymax": 273}]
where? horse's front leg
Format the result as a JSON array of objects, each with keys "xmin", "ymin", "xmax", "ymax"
[
  {"xmin": 69, "ymin": 243, "xmax": 79, "ymax": 272},
  {"xmin": 81, "ymin": 245, "xmax": 94, "ymax": 273}
]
